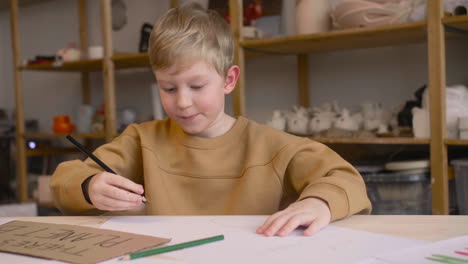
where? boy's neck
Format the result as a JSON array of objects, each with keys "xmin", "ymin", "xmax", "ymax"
[{"xmin": 196, "ymin": 113, "xmax": 236, "ymax": 138}]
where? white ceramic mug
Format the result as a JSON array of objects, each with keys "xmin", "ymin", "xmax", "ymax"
[{"xmin": 88, "ymin": 46, "xmax": 104, "ymax": 59}]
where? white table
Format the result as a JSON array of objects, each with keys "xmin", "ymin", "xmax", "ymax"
[{"xmin": 1, "ymin": 215, "xmax": 468, "ymax": 263}]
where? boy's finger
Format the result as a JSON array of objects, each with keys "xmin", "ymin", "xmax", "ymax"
[
  {"xmin": 277, "ymin": 213, "xmax": 315, "ymax": 237},
  {"xmin": 257, "ymin": 211, "xmax": 284, "ymax": 234},
  {"xmin": 303, "ymin": 217, "xmax": 327, "ymax": 236},
  {"xmin": 103, "ymin": 185, "xmax": 144, "ymax": 203},
  {"xmin": 105, "ymin": 173, "xmax": 144, "ymax": 195},
  {"xmin": 262, "ymin": 213, "xmax": 291, "ymax": 237},
  {"xmin": 98, "ymin": 196, "xmax": 141, "ymax": 211}
]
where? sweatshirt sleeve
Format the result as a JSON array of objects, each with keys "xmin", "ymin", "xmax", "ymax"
[
  {"xmin": 274, "ymin": 139, "xmax": 372, "ymax": 221},
  {"xmin": 50, "ymin": 125, "xmax": 143, "ymax": 215}
]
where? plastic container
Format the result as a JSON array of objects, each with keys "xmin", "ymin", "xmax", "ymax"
[
  {"xmin": 451, "ymin": 159, "xmax": 468, "ymax": 215},
  {"xmin": 362, "ymin": 169, "xmax": 431, "ymax": 215}
]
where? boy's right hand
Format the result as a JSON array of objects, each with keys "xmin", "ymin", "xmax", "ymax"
[{"xmin": 86, "ymin": 172, "xmax": 145, "ymax": 211}]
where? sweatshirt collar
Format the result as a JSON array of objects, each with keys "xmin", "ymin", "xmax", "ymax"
[{"xmin": 172, "ymin": 116, "xmax": 248, "ymax": 149}]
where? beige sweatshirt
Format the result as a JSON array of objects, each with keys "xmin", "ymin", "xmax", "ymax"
[{"xmin": 50, "ymin": 117, "xmax": 371, "ymax": 220}]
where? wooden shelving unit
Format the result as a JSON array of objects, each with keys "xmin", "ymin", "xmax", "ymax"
[
  {"xmin": 8, "ymin": 0, "xmax": 119, "ymax": 202},
  {"xmin": 241, "ymin": 21, "xmax": 427, "ymax": 54},
  {"xmin": 229, "ymin": 0, "xmax": 466, "ymax": 215},
  {"xmin": 8, "ymin": 0, "xmax": 178, "ymax": 203}
]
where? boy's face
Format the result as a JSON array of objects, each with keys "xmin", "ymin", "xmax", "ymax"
[{"xmin": 154, "ymin": 59, "xmax": 238, "ymax": 137}]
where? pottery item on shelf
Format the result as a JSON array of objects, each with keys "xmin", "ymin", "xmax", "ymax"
[
  {"xmin": 267, "ymin": 110, "xmax": 286, "ymax": 131},
  {"xmin": 286, "ymin": 106, "xmax": 309, "ymax": 135},
  {"xmin": 459, "ymin": 116, "xmax": 468, "ymax": 130},
  {"xmin": 57, "ymin": 43, "xmax": 81, "ymax": 62},
  {"xmin": 385, "ymin": 160, "xmax": 430, "ymax": 171},
  {"xmin": 334, "ymin": 108, "xmax": 360, "ymax": 131},
  {"xmin": 412, "ymin": 107, "xmax": 430, "ymax": 138},
  {"xmin": 295, "ymin": 0, "xmax": 332, "ymax": 35},
  {"xmin": 309, "ymin": 113, "xmax": 334, "ymax": 133},
  {"xmin": 280, "ymin": 0, "xmax": 296, "ymax": 36},
  {"xmin": 459, "ymin": 116, "xmax": 468, "ymax": 139},
  {"xmin": 118, "ymin": 108, "xmax": 137, "ymax": 132},
  {"xmin": 360, "ymin": 102, "xmax": 390, "ymax": 131},
  {"xmin": 423, "ymin": 85, "xmax": 468, "ymax": 139},
  {"xmin": 76, "ymin": 105, "xmax": 95, "ymax": 133},
  {"xmin": 331, "ymin": 0, "xmax": 412, "ymax": 29},
  {"xmin": 88, "ymin": 46, "xmax": 103, "ymax": 59},
  {"xmin": 53, "ymin": 115, "xmax": 75, "ymax": 134},
  {"xmin": 139, "ymin": 23, "xmax": 153, "ymax": 52},
  {"xmin": 91, "ymin": 104, "xmax": 106, "ymax": 134}
]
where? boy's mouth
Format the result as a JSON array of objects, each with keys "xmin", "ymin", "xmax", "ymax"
[{"xmin": 179, "ymin": 114, "xmax": 199, "ymax": 121}]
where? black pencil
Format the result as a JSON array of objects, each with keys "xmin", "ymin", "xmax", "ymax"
[{"xmin": 66, "ymin": 135, "xmax": 147, "ymax": 203}]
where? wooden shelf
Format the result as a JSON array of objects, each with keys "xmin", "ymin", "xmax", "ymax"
[
  {"xmin": 19, "ymin": 53, "xmax": 152, "ymax": 72},
  {"xmin": 309, "ymin": 137, "xmax": 430, "ymax": 145},
  {"xmin": 240, "ymin": 21, "xmax": 427, "ymax": 54},
  {"xmin": 23, "ymin": 132, "xmax": 106, "ymax": 139},
  {"xmin": 20, "ymin": 59, "xmax": 103, "ymax": 72},
  {"xmin": 443, "ymin": 15, "xmax": 468, "ymax": 31},
  {"xmin": 113, "ymin": 52, "xmax": 151, "ymax": 69},
  {"xmin": 446, "ymin": 139, "xmax": 468, "ymax": 146},
  {"xmin": 26, "ymin": 147, "xmax": 79, "ymax": 156}
]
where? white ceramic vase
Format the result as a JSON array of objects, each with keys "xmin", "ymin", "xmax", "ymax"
[
  {"xmin": 295, "ymin": 0, "xmax": 332, "ymax": 35},
  {"xmin": 281, "ymin": 0, "xmax": 296, "ymax": 36}
]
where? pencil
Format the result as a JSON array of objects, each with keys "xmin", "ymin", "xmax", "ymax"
[
  {"xmin": 120, "ymin": 234, "xmax": 224, "ymax": 260},
  {"xmin": 66, "ymin": 134, "xmax": 148, "ymax": 203}
]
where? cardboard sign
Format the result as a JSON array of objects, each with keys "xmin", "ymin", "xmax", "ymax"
[{"xmin": 0, "ymin": 220, "xmax": 170, "ymax": 264}]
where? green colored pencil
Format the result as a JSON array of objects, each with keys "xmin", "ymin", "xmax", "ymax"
[{"xmin": 121, "ymin": 234, "xmax": 224, "ymax": 260}]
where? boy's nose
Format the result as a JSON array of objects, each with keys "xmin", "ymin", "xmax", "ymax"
[{"xmin": 176, "ymin": 92, "xmax": 192, "ymax": 109}]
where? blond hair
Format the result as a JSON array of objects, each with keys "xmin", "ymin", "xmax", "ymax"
[{"xmin": 148, "ymin": 2, "xmax": 234, "ymax": 77}]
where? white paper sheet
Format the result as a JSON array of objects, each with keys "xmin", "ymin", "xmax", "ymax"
[
  {"xmin": 360, "ymin": 236, "xmax": 468, "ymax": 264},
  {"xmin": 99, "ymin": 216, "xmax": 427, "ymax": 264}
]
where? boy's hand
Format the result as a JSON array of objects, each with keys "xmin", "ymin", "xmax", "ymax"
[
  {"xmin": 86, "ymin": 172, "xmax": 145, "ymax": 211},
  {"xmin": 256, "ymin": 197, "xmax": 331, "ymax": 237}
]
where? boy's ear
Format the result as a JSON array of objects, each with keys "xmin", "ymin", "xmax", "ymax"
[{"xmin": 223, "ymin": 65, "xmax": 240, "ymax": 95}]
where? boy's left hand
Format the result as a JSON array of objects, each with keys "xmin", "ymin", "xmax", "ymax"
[{"xmin": 256, "ymin": 197, "xmax": 331, "ymax": 237}]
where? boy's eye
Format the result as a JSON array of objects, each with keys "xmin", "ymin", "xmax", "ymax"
[
  {"xmin": 163, "ymin": 87, "xmax": 176, "ymax": 93},
  {"xmin": 190, "ymin": 85, "xmax": 203, "ymax": 89}
]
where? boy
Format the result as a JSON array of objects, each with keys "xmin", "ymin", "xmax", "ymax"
[{"xmin": 50, "ymin": 3, "xmax": 371, "ymax": 237}]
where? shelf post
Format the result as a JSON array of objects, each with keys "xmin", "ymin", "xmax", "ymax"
[
  {"xmin": 78, "ymin": 0, "xmax": 90, "ymax": 105},
  {"xmin": 297, "ymin": 54, "xmax": 310, "ymax": 108},
  {"xmin": 229, "ymin": 0, "xmax": 246, "ymax": 117},
  {"xmin": 9, "ymin": 0, "xmax": 28, "ymax": 202},
  {"xmin": 101, "ymin": 0, "xmax": 117, "ymax": 141},
  {"xmin": 427, "ymin": 0, "xmax": 449, "ymax": 214}
]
